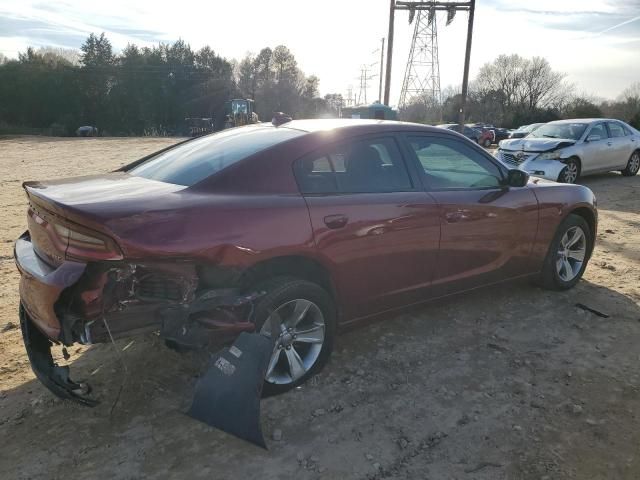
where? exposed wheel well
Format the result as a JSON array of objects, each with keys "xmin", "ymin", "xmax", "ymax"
[{"xmin": 239, "ymin": 255, "xmax": 337, "ymax": 301}]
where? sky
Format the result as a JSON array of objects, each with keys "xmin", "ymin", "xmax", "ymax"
[{"xmin": 0, "ymin": 0, "xmax": 639, "ymax": 105}]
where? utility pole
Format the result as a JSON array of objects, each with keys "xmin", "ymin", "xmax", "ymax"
[
  {"xmin": 383, "ymin": 0, "xmax": 395, "ymax": 106},
  {"xmin": 378, "ymin": 37, "xmax": 385, "ymax": 102},
  {"xmin": 457, "ymin": 0, "xmax": 475, "ymax": 133}
]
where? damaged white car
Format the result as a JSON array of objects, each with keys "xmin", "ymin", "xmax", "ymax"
[{"xmin": 495, "ymin": 119, "xmax": 640, "ymax": 183}]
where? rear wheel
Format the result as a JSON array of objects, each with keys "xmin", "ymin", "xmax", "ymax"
[
  {"xmin": 621, "ymin": 150, "xmax": 640, "ymax": 177},
  {"xmin": 537, "ymin": 214, "xmax": 592, "ymax": 290},
  {"xmin": 252, "ymin": 277, "xmax": 336, "ymax": 396},
  {"xmin": 558, "ymin": 158, "xmax": 580, "ymax": 184}
]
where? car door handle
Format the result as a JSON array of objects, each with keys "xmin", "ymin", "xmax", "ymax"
[
  {"xmin": 324, "ymin": 214, "xmax": 348, "ymax": 229},
  {"xmin": 607, "ymin": 141, "xmax": 613, "ymax": 146}
]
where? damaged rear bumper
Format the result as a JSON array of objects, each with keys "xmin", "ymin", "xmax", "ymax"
[
  {"xmin": 15, "ymin": 232, "xmax": 265, "ymax": 407},
  {"xmin": 14, "ymin": 232, "xmax": 86, "ymax": 341},
  {"xmin": 19, "ymin": 304, "xmax": 97, "ymax": 406}
]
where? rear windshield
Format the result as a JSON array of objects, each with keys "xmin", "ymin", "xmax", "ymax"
[{"xmin": 130, "ymin": 125, "xmax": 304, "ymax": 186}]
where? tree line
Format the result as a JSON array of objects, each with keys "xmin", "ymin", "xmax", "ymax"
[
  {"xmin": 1, "ymin": 37, "xmax": 638, "ymax": 134},
  {"xmin": 0, "ymin": 33, "xmax": 341, "ymax": 136},
  {"xmin": 400, "ymin": 54, "xmax": 640, "ymax": 129}
]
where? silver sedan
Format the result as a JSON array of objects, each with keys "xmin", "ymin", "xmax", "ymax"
[{"xmin": 495, "ymin": 118, "xmax": 640, "ymax": 183}]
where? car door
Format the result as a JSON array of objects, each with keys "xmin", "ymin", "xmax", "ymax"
[
  {"xmin": 581, "ymin": 122, "xmax": 612, "ymax": 173},
  {"xmin": 607, "ymin": 121, "xmax": 635, "ymax": 169},
  {"xmin": 402, "ymin": 133, "xmax": 539, "ymax": 296},
  {"xmin": 293, "ymin": 134, "xmax": 440, "ymax": 320}
]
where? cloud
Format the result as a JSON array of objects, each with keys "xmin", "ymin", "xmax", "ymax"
[
  {"xmin": 103, "ymin": 26, "xmax": 170, "ymax": 43},
  {"xmin": 0, "ymin": 16, "xmax": 86, "ymax": 48},
  {"xmin": 483, "ymin": 0, "xmax": 640, "ymax": 34}
]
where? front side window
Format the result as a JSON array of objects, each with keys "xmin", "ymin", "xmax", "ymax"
[
  {"xmin": 587, "ymin": 123, "xmax": 608, "ymax": 140},
  {"xmin": 408, "ymin": 136, "xmax": 503, "ymax": 189},
  {"xmin": 130, "ymin": 125, "xmax": 304, "ymax": 186},
  {"xmin": 607, "ymin": 122, "xmax": 626, "ymax": 138},
  {"xmin": 295, "ymin": 137, "xmax": 412, "ymax": 194}
]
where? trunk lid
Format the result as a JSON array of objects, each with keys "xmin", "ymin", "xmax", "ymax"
[
  {"xmin": 24, "ymin": 172, "xmax": 185, "ymax": 222},
  {"xmin": 23, "ymin": 172, "xmax": 189, "ymax": 261}
]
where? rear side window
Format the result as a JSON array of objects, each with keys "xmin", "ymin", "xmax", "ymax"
[
  {"xmin": 130, "ymin": 125, "xmax": 304, "ymax": 186},
  {"xmin": 607, "ymin": 122, "xmax": 626, "ymax": 138},
  {"xmin": 295, "ymin": 137, "xmax": 412, "ymax": 194}
]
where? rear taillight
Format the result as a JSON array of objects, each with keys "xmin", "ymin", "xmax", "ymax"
[{"xmin": 52, "ymin": 222, "xmax": 123, "ymax": 261}]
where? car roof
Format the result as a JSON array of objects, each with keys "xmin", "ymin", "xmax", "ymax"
[
  {"xmin": 278, "ymin": 118, "xmax": 442, "ymax": 134},
  {"xmin": 547, "ymin": 118, "xmax": 621, "ymax": 125}
]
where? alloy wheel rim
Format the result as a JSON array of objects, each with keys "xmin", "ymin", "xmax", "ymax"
[
  {"xmin": 563, "ymin": 163, "xmax": 578, "ymax": 183},
  {"xmin": 556, "ymin": 226, "xmax": 586, "ymax": 282},
  {"xmin": 630, "ymin": 153, "xmax": 640, "ymax": 174},
  {"xmin": 260, "ymin": 299, "xmax": 325, "ymax": 384}
]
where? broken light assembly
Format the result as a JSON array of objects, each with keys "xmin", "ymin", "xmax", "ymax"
[
  {"xmin": 52, "ymin": 223, "xmax": 123, "ymax": 261},
  {"xmin": 537, "ymin": 151, "xmax": 562, "ymax": 160}
]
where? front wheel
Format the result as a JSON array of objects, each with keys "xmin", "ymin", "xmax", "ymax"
[
  {"xmin": 621, "ymin": 151, "xmax": 640, "ymax": 177},
  {"xmin": 252, "ymin": 277, "xmax": 336, "ymax": 396},
  {"xmin": 537, "ymin": 214, "xmax": 592, "ymax": 290},
  {"xmin": 558, "ymin": 158, "xmax": 580, "ymax": 184}
]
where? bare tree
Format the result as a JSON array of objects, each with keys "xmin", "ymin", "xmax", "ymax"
[
  {"xmin": 475, "ymin": 54, "xmax": 527, "ymax": 112},
  {"xmin": 37, "ymin": 47, "xmax": 80, "ymax": 66},
  {"xmin": 617, "ymin": 82, "xmax": 640, "ymax": 121},
  {"xmin": 473, "ymin": 54, "xmax": 568, "ymax": 126},
  {"xmin": 520, "ymin": 57, "xmax": 566, "ymax": 110}
]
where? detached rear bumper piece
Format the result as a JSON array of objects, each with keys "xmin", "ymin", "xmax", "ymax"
[
  {"xmin": 14, "ymin": 231, "xmax": 86, "ymax": 341},
  {"xmin": 19, "ymin": 305, "xmax": 97, "ymax": 406}
]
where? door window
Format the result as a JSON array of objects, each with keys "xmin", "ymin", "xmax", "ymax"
[
  {"xmin": 587, "ymin": 123, "xmax": 607, "ymax": 140},
  {"xmin": 295, "ymin": 137, "xmax": 412, "ymax": 194},
  {"xmin": 407, "ymin": 136, "xmax": 503, "ymax": 189},
  {"xmin": 607, "ymin": 122, "xmax": 626, "ymax": 138}
]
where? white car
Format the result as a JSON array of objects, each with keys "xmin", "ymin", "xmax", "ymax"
[{"xmin": 495, "ymin": 118, "xmax": 640, "ymax": 183}]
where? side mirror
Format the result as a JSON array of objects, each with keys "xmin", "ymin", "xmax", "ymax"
[
  {"xmin": 586, "ymin": 134, "xmax": 601, "ymax": 142},
  {"xmin": 506, "ymin": 169, "xmax": 529, "ymax": 187}
]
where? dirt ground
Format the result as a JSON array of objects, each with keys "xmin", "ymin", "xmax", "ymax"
[{"xmin": 1, "ymin": 136, "xmax": 639, "ymax": 480}]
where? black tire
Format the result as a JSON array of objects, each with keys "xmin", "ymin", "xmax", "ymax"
[
  {"xmin": 251, "ymin": 276, "xmax": 336, "ymax": 396},
  {"xmin": 621, "ymin": 150, "xmax": 640, "ymax": 177},
  {"xmin": 557, "ymin": 157, "xmax": 581, "ymax": 184},
  {"xmin": 536, "ymin": 214, "xmax": 592, "ymax": 291},
  {"xmin": 483, "ymin": 138, "xmax": 492, "ymax": 148}
]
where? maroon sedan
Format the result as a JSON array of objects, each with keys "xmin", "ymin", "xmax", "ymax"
[{"xmin": 15, "ymin": 119, "xmax": 597, "ymax": 402}]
